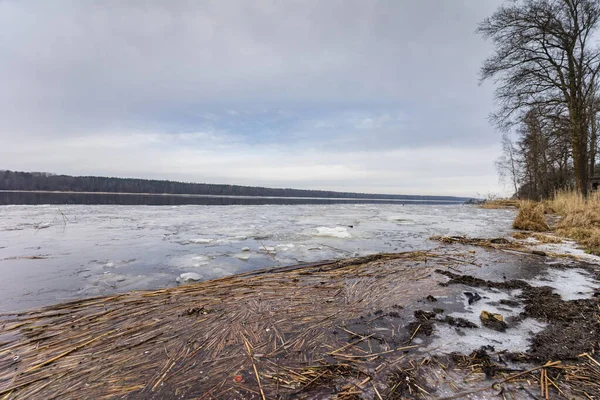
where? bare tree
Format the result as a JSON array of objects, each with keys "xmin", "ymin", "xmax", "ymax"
[
  {"xmin": 496, "ymin": 133, "xmax": 522, "ymax": 197},
  {"xmin": 497, "ymin": 108, "xmax": 573, "ymax": 200},
  {"xmin": 478, "ymin": 0, "xmax": 600, "ymax": 196}
]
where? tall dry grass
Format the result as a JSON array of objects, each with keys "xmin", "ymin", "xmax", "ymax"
[
  {"xmin": 546, "ymin": 190, "xmax": 600, "ymax": 254},
  {"xmin": 513, "ymin": 201, "xmax": 550, "ymax": 231}
]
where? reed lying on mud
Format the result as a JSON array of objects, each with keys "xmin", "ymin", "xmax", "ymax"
[{"xmin": 0, "ymin": 252, "xmax": 448, "ymax": 399}]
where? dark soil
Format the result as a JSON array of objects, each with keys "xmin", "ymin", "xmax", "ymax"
[
  {"xmin": 499, "ymin": 299, "xmax": 521, "ymax": 307},
  {"xmin": 521, "ymin": 285, "xmax": 600, "ymax": 360},
  {"xmin": 408, "ymin": 309, "xmax": 478, "ymax": 337},
  {"xmin": 435, "ymin": 269, "xmax": 528, "ymax": 290},
  {"xmin": 435, "ymin": 269, "xmax": 600, "ymax": 361}
]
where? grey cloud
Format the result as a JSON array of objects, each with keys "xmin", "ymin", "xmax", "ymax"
[{"xmin": 0, "ymin": 0, "xmax": 506, "ymax": 195}]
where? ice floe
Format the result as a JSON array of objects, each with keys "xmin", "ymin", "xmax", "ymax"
[
  {"xmin": 313, "ymin": 227, "xmax": 352, "ymax": 238},
  {"xmin": 176, "ymin": 272, "xmax": 202, "ymax": 283},
  {"xmin": 189, "ymin": 238, "xmax": 214, "ymax": 244}
]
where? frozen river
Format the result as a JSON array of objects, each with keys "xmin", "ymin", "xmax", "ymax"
[{"xmin": 0, "ymin": 204, "xmax": 516, "ymax": 312}]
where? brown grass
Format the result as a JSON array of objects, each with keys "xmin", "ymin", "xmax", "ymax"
[
  {"xmin": 547, "ymin": 190, "xmax": 600, "ymax": 254},
  {"xmin": 478, "ymin": 199, "xmax": 520, "ymax": 209},
  {"xmin": 513, "ymin": 201, "xmax": 550, "ymax": 232}
]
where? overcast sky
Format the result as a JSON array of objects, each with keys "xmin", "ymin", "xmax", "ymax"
[{"xmin": 0, "ymin": 0, "xmax": 507, "ymax": 197}]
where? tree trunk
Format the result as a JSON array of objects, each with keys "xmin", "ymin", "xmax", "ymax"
[
  {"xmin": 571, "ymin": 111, "xmax": 589, "ymax": 196},
  {"xmin": 590, "ymin": 114, "xmax": 598, "ymax": 180}
]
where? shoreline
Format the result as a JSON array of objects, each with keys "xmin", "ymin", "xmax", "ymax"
[
  {"xmin": 1, "ymin": 238, "xmax": 599, "ymax": 399},
  {"xmin": 0, "ymin": 190, "xmax": 466, "ymax": 203}
]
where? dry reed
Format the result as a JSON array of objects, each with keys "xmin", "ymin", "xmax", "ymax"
[
  {"xmin": 547, "ymin": 190, "xmax": 600, "ymax": 254},
  {"xmin": 513, "ymin": 201, "xmax": 550, "ymax": 232}
]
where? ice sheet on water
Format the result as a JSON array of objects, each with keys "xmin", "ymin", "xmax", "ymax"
[
  {"xmin": 386, "ymin": 216, "xmax": 415, "ymax": 225},
  {"xmin": 276, "ymin": 243, "xmax": 296, "ymax": 251},
  {"xmin": 526, "ymin": 267, "xmax": 599, "ymax": 300},
  {"xmin": 0, "ymin": 203, "xmax": 518, "ymax": 310},
  {"xmin": 169, "ymin": 254, "xmax": 211, "ymax": 269},
  {"xmin": 232, "ymin": 253, "xmax": 250, "ymax": 261}
]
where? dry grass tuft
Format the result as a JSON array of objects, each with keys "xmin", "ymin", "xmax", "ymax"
[
  {"xmin": 513, "ymin": 201, "xmax": 550, "ymax": 232},
  {"xmin": 547, "ymin": 190, "xmax": 600, "ymax": 254}
]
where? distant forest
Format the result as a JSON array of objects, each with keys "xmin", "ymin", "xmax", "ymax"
[{"xmin": 0, "ymin": 170, "xmax": 468, "ymax": 201}]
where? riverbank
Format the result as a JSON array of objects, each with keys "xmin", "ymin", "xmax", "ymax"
[{"xmin": 1, "ymin": 238, "xmax": 599, "ymax": 399}]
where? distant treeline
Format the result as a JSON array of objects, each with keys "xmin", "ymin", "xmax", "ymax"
[{"xmin": 0, "ymin": 170, "xmax": 468, "ymax": 202}]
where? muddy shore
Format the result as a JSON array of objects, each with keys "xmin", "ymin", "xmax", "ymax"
[{"xmin": 0, "ymin": 239, "xmax": 599, "ymax": 399}]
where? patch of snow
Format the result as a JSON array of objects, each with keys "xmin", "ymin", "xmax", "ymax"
[
  {"xmin": 529, "ymin": 240, "xmax": 600, "ymax": 264},
  {"xmin": 526, "ymin": 268, "xmax": 599, "ymax": 300},
  {"xmin": 425, "ymin": 318, "xmax": 546, "ymax": 355},
  {"xmin": 232, "ymin": 254, "xmax": 250, "ymax": 261}
]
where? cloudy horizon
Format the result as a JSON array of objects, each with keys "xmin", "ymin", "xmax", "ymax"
[{"xmin": 0, "ymin": 0, "xmax": 507, "ymax": 197}]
